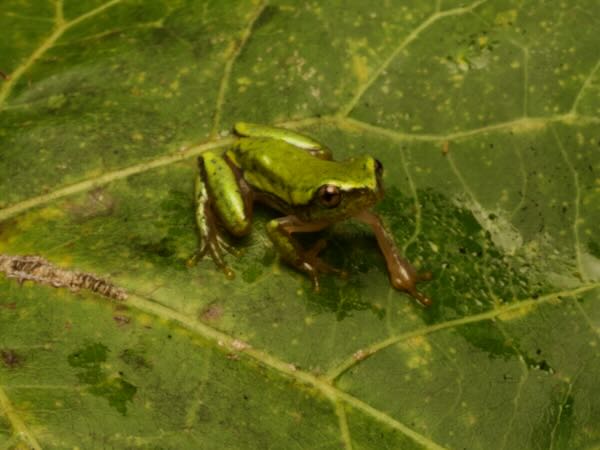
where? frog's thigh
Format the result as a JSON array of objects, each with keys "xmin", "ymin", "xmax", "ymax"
[
  {"xmin": 234, "ymin": 122, "xmax": 332, "ymax": 160},
  {"xmin": 265, "ymin": 216, "xmax": 329, "ymax": 263},
  {"xmin": 199, "ymin": 152, "xmax": 252, "ymax": 236}
]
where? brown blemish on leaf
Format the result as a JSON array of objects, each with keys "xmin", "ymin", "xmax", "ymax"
[
  {"xmin": 1, "ymin": 349, "xmax": 22, "ymax": 368},
  {"xmin": 113, "ymin": 315, "xmax": 131, "ymax": 326},
  {"xmin": 199, "ymin": 303, "xmax": 224, "ymax": 322},
  {"xmin": 67, "ymin": 187, "xmax": 116, "ymax": 221},
  {"xmin": 0, "ymin": 254, "xmax": 127, "ymax": 300},
  {"xmin": 442, "ymin": 140, "xmax": 450, "ymax": 155},
  {"xmin": 0, "ymin": 71, "xmax": 9, "ymax": 80}
]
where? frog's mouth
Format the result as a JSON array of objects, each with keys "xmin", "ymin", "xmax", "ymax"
[{"xmin": 336, "ymin": 186, "xmax": 383, "ymax": 218}]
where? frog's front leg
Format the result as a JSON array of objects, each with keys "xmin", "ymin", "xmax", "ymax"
[
  {"xmin": 193, "ymin": 152, "xmax": 253, "ymax": 278},
  {"xmin": 266, "ymin": 216, "xmax": 344, "ymax": 291},
  {"xmin": 355, "ymin": 210, "xmax": 432, "ymax": 307}
]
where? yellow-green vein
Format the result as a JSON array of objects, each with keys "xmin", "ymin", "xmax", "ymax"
[
  {"xmin": 325, "ymin": 283, "xmax": 600, "ymax": 382},
  {"xmin": 0, "ymin": 0, "xmax": 122, "ymax": 108},
  {"xmin": 124, "ymin": 293, "xmax": 447, "ymax": 450},
  {"xmin": 211, "ymin": 1, "xmax": 268, "ymax": 137},
  {"xmin": 0, "ymin": 383, "xmax": 42, "ymax": 450},
  {"xmin": 338, "ymin": 0, "xmax": 488, "ymax": 117}
]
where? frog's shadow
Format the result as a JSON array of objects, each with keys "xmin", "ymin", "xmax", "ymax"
[{"xmin": 224, "ymin": 204, "xmax": 393, "ymax": 321}]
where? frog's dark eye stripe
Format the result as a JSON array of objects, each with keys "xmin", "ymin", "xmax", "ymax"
[
  {"xmin": 374, "ymin": 159, "xmax": 383, "ymax": 176},
  {"xmin": 318, "ymin": 184, "xmax": 342, "ymax": 208}
]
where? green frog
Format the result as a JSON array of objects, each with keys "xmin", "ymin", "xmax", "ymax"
[{"xmin": 192, "ymin": 122, "xmax": 432, "ymax": 306}]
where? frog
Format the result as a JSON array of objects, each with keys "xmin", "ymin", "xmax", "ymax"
[{"xmin": 191, "ymin": 122, "xmax": 432, "ymax": 306}]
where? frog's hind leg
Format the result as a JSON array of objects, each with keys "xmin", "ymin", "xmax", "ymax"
[
  {"xmin": 193, "ymin": 153, "xmax": 253, "ymax": 278},
  {"xmin": 233, "ymin": 122, "xmax": 332, "ymax": 160},
  {"xmin": 266, "ymin": 216, "xmax": 345, "ymax": 292}
]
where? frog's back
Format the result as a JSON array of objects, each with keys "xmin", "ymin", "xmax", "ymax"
[{"xmin": 229, "ymin": 138, "xmax": 374, "ymax": 206}]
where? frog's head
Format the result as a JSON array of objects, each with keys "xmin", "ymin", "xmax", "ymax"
[{"xmin": 300, "ymin": 155, "xmax": 385, "ymax": 222}]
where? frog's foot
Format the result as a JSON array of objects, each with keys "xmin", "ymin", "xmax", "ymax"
[
  {"xmin": 306, "ymin": 239, "xmax": 347, "ymax": 275},
  {"xmin": 406, "ymin": 286, "xmax": 432, "ymax": 307},
  {"xmin": 297, "ymin": 242, "xmax": 347, "ymax": 292},
  {"xmin": 206, "ymin": 240, "xmax": 235, "ymax": 279},
  {"xmin": 405, "ymin": 272, "xmax": 433, "ymax": 307},
  {"xmin": 389, "ymin": 272, "xmax": 433, "ymax": 307},
  {"xmin": 215, "ymin": 233, "xmax": 242, "ymax": 257},
  {"xmin": 188, "ymin": 234, "xmax": 235, "ymax": 279}
]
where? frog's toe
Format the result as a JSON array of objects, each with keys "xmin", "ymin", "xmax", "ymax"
[
  {"xmin": 222, "ymin": 266, "xmax": 235, "ymax": 279},
  {"xmin": 300, "ymin": 262, "xmax": 321, "ymax": 292},
  {"xmin": 313, "ymin": 258, "xmax": 347, "ymax": 281},
  {"xmin": 186, "ymin": 248, "xmax": 208, "ymax": 267},
  {"xmin": 186, "ymin": 254, "xmax": 198, "ymax": 268},
  {"xmin": 411, "ymin": 289, "xmax": 432, "ymax": 307},
  {"xmin": 217, "ymin": 236, "xmax": 241, "ymax": 257}
]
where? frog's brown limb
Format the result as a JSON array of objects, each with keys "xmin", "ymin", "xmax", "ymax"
[
  {"xmin": 306, "ymin": 239, "xmax": 348, "ymax": 278},
  {"xmin": 355, "ymin": 210, "xmax": 432, "ymax": 307},
  {"xmin": 266, "ymin": 216, "xmax": 344, "ymax": 292},
  {"xmin": 0, "ymin": 71, "xmax": 9, "ymax": 80}
]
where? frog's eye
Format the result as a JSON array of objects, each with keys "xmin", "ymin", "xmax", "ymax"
[
  {"xmin": 318, "ymin": 184, "xmax": 342, "ymax": 208},
  {"xmin": 374, "ymin": 159, "xmax": 383, "ymax": 176}
]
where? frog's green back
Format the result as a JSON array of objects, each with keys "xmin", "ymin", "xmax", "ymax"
[{"xmin": 229, "ymin": 138, "xmax": 378, "ymax": 206}]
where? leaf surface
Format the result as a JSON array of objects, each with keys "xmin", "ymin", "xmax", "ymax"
[{"xmin": 1, "ymin": 1, "xmax": 599, "ymax": 449}]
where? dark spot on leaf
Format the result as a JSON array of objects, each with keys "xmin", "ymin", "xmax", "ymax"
[
  {"xmin": 89, "ymin": 377, "xmax": 137, "ymax": 416},
  {"xmin": 587, "ymin": 241, "xmax": 600, "ymax": 259},
  {"xmin": 1, "ymin": 349, "xmax": 22, "ymax": 368},
  {"xmin": 120, "ymin": 349, "xmax": 152, "ymax": 370},
  {"xmin": 68, "ymin": 342, "xmax": 109, "ymax": 368},
  {"xmin": 535, "ymin": 360, "xmax": 553, "ymax": 373},
  {"xmin": 133, "ymin": 236, "xmax": 176, "ymax": 258},
  {"xmin": 68, "ymin": 343, "xmax": 136, "ymax": 415},
  {"xmin": 113, "ymin": 315, "xmax": 131, "ymax": 326},
  {"xmin": 199, "ymin": 303, "xmax": 224, "ymax": 322}
]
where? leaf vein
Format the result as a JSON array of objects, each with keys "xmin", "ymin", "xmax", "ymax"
[
  {"xmin": 0, "ymin": 115, "xmax": 325, "ymax": 223},
  {"xmin": 0, "ymin": 383, "xmax": 42, "ymax": 450},
  {"xmin": 335, "ymin": 401, "xmax": 353, "ymax": 450},
  {"xmin": 552, "ymin": 126, "xmax": 584, "ymax": 280},
  {"xmin": 325, "ymin": 283, "xmax": 600, "ymax": 381},
  {"xmin": 0, "ymin": 0, "xmax": 122, "ymax": 109},
  {"xmin": 570, "ymin": 58, "xmax": 600, "ymax": 114},
  {"xmin": 338, "ymin": 0, "xmax": 489, "ymax": 117},
  {"xmin": 399, "ymin": 148, "xmax": 421, "ymax": 253},
  {"xmin": 122, "ymin": 293, "xmax": 447, "ymax": 450},
  {"xmin": 211, "ymin": 1, "xmax": 268, "ymax": 137}
]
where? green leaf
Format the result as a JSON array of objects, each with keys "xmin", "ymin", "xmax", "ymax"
[{"xmin": 1, "ymin": 1, "xmax": 599, "ymax": 449}]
